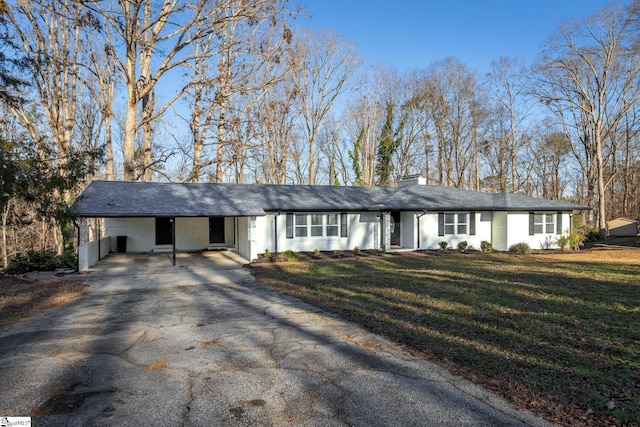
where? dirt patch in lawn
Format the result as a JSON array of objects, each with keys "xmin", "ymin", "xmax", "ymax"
[{"xmin": 0, "ymin": 275, "xmax": 86, "ymax": 331}]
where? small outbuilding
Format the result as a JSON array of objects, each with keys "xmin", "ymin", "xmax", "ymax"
[{"xmin": 607, "ymin": 217, "xmax": 640, "ymax": 237}]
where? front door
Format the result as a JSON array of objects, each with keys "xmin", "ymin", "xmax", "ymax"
[
  {"xmin": 155, "ymin": 217, "xmax": 173, "ymax": 245},
  {"xmin": 209, "ymin": 216, "xmax": 225, "ymax": 244},
  {"xmin": 390, "ymin": 211, "xmax": 401, "ymax": 246}
]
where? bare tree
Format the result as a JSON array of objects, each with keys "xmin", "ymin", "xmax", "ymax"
[
  {"xmin": 5, "ymin": 0, "xmax": 86, "ymax": 156},
  {"xmin": 417, "ymin": 58, "xmax": 487, "ymax": 189},
  {"xmin": 532, "ymin": 1, "xmax": 640, "ymax": 234},
  {"xmin": 177, "ymin": 0, "xmax": 290, "ymax": 183},
  {"xmin": 486, "ymin": 57, "xmax": 534, "ymax": 193},
  {"xmin": 249, "ymin": 77, "xmax": 297, "ymax": 183},
  {"xmin": 89, "ymin": 0, "xmax": 286, "ymax": 181},
  {"xmin": 289, "ymin": 29, "xmax": 363, "ymax": 184}
]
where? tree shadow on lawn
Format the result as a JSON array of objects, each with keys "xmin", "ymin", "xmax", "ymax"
[{"xmin": 251, "ymin": 253, "xmax": 640, "ymax": 426}]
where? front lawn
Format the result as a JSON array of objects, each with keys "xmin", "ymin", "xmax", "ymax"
[{"xmin": 250, "ymin": 249, "xmax": 640, "ymax": 426}]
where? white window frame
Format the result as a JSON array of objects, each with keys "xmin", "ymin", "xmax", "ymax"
[
  {"xmin": 534, "ymin": 213, "xmax": 555, "ymax": 234},
  {"xmin": 444, "ymin": 212, "xmax": 469, "ymax": 235},
  {"xmin": 295, "ymin": 214, "xmax": 308, "ymax": 237},
  {"xmin": 294, "ymin": 213, "xmax": 342, "ymax": 238},
  {"xmin": 326, "ymin": 213, "xmax": 339, "ymax": 236}
]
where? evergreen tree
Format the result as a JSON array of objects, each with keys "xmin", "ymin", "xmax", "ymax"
[
  {"xmin": 348, "ymin": 127, "xmax": 365, "ymax": 186},
  {"xmin": 375, "ymin": 101, "xmax": 405, "ymax": 186}
]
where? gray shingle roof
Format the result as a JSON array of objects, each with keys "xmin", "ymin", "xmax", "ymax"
[{"xmin": 71, "ymin": 180, "xmax": 590, "ymax": 218}]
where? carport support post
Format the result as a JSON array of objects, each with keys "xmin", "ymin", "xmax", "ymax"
[{"xmin": 171, "ymin": 217, "xmax": 176, "ymax": 266}]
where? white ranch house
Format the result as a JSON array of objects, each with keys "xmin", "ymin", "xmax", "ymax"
[{"xmin": 71, "ymin": 177, "xmax": 589, "ymax": 271}]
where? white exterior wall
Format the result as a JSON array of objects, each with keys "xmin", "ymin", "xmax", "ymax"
[
  {"xmin": 105, "ymin": 217, "xmax": 239, "ymax": 253},
  {"xmin": 175, "ymin": 217, "xmax": 209, "ymax": 250},
  {"xmin": 506, "ymin": 212, "xmax": 570, "ymax": 250},
  {"xmin": 78, "ymin": 236, "xmax": 110, "ymax": 271},
  {"xmin": 400, "ymin": 212, "xmax": 415, "ymax": 248},
  {"xmin": 417, "ymin": 212, "xmax": 492, "ymax": 250},
  {"xmin": 491, "ymin": 211, "xmax": 508, "ymax": 251},
  {"xmin": 106, "ymin": 218, "xmax": 156, "ymax": 252},
  {"xmin": 236, "ymin": 217, "xmax": 251, "ymax": 261},
  {"xmin": 255, "ymin": 212, "xmax": 379, "ymax": 254}
]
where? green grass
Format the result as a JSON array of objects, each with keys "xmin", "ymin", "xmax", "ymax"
[{"xmin": 251, "ymin": 251, "xmax": 640, "ymax": 426}]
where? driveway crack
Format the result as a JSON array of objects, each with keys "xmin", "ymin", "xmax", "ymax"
[{"xmin": 180, "ymin": 373, "xmax": 195, "ymax": 427}]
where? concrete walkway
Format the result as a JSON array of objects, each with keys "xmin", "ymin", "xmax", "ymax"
[{"xmin": 0, "ymin": 252, "xmax": 555, "ymax": 426}]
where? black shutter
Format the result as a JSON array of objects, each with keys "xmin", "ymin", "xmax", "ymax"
[
  {"xmin": 470, "ymin": 212, "xmax": 476, "ymax": 236},
  {"xmin": 438, "ymin": 213, "xmax": 444, "ymax": 236},
  {"xmin": 529, "ymin": 212, "xmax": 535, "ymax": 235},
  {"xmin": 286, "ymin": 213, "xmax": 293, "ymax": 239},
  {"xmin": 557, "ymin": 212, "xmax": 563, "ymax": 234},
  {"xmin": 341, "ymin": 213, "xmax": 348, "ymax": 237}
]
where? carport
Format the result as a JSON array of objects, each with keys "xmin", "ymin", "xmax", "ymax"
[{"xmin": 71, "ymin": 181, "xmax": 265, "ymax": 271}]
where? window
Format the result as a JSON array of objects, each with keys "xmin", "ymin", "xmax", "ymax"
[
  {"xmin": 295, "ymin": 215, "xmax": 308, "ymax": 237},
  {"xmin": 441, "ymin": 212, "xmax": 469, "ymax": 236},
  {"xmin": 457, "ymin": 213, "xmax": 468, "ymax": 234},
  {"xmin": 289, "ymin": 213, "xmax": 345, "ymax": 238},
  {"xmin": 534, "ymin": 214, "xmax": 544, "ymax": 234},
  {"xmin": 531, "ymin": 212, "xmax": 556, "ymax": 235},
  {"xmin": 444, "ymin": 213, "xmax": 455, "ymax": 234},
  {"xmin": 545, "ymin": 214, "xmax": 555, "ymax": 234},
  {"xmin": 326, "ymin": 214, "xmax": 339, "ymax": 236},
  {"xmin": 310, "ymin": 214, "xmax": 324, "ymax": 236}
]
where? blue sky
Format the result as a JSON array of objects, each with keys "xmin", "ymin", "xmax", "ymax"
[{"xmin": 298, "ymin": 0, "xmax": 616, "ymax": 73}]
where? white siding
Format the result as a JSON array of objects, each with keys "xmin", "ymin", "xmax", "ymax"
[{"xmin": 417, "ymin": 212, "xmax": 492, "ymax": 251}]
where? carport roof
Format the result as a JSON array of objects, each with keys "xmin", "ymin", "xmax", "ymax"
[{"xmin": 71, "ymin": 180, "xmax": 590, "ymax": 218}]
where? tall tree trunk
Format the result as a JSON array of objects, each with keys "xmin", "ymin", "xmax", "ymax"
[{"xmin": 105, "ymin": 114, "xmax": 114, "ymax": 180}]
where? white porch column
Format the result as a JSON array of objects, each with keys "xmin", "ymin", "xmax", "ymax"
[{"xmin": 381, "ymin": 211, "xmax": 391, "ymax": 250}]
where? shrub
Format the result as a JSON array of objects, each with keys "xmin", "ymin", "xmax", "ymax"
[
  {"xmin": 283, "ymin": 249, "xmax": 299, "ymax": 261},
  {"xmin": 313, "ymin": 248, "xmax": 320, "ymax": 256},
  {"xmin": 457, "ymin": 241, "xmax": 468, "ymax": 252},
  {"xmin": 480, "ymin": 240, "xmax": 492, "ymax": 252},
  {"xmin": 354, "ymin": 246, "xmax": 360, "ymax": 254},
  {"xmin": 568, "ymin": 233, "xmax": 584, "ymax": 250},
  {"xmin": 264, "ymin": 249, "xmax": 270, "ymax": 258},
  {"xmin": 556, "ymin": 235, "xmax": 570, "ymax": 250},
  {"xmin": 584, "ymin": 229, "xmax": 601, "ymax": 243},
  {"xmin": 381, "ymin": 244, "xmax": 387, "ymax": 254},
  {"xmin": 4, "ymin": 250, "xmax": 76, "ymax": 275},
  {"xmin": 509, "ymin": 242, "xmax": 531, "ymax": 254},
  {"xmin": 439, "ymin": 241, "xmax": 448, "ymax": 251}
]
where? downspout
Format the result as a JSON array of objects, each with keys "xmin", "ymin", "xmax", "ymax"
[
  {"xmin": 416, "ymin": 210, "xmax": 428, "ymax": 249},
  {"xmin": 274, "ymin": 211, "xmax": 280, "ymax": 253},
  {"xmin": 73, "ymin": 219, "xmax": 80, "ymax": 272}
]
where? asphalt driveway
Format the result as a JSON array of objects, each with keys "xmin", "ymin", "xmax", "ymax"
[{"xmin": 0, "ymin": 252, "xmax": 554, "ymax": 426}]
